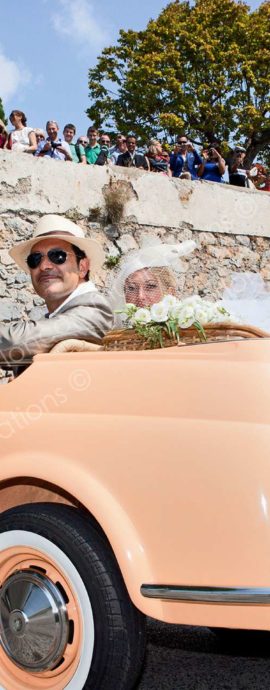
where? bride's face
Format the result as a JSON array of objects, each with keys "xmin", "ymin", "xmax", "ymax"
[{"xmin": 124, "ymin": 268, "xmax": 163, "ymax": 307}]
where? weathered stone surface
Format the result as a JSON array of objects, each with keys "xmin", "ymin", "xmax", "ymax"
[
  {"xmin": 0, "ymin": 250, "xmax": 15, "ymax": 266},
  {"xmin": 0, "ymin": 300, "xmax": 21, "ymax": 322},
  {"xmin": 117, "ymin": 234, "xmax": 139, "ymax": 253},
  {"xmin": 28, "ymin": 306, "xmax": 47, "ymax": 321},
  {"xmin": 0, "ymin": 269, "xmax": 8, "ymax": 280},
  {"xmin": 219, "ymin": 235, "xmax": 236, "ymax": 246},
  {"xmin": 199, "ymin": 232, "xmax": 217, "ymax": 245},
  {"xmin": 15, "ymin": 272, "xmax": 30, "ymax": 284},
  {"xmin": 104, "ymin": 225, "xmax": 120, "ymax": 240},
  {"xmin": 33, "ymin": 296, "xmax": 45, "ymax": 306},
  {"xmin": 236, "ymin": 235, "xmax": 251, "ymax": 247},
  {"xmin": 261, "ymin": 268, "xmax": 270, "ymax": 281}
]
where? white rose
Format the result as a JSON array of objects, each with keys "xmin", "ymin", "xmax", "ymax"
[
  {"xmin": 168, "ymin": 302, "xmax": 183, "ymax": 319},
  {"xmin": 161, "ymin": 295, "xmax": 178, "ymax": 311},
  {"xmin": 194, "ymin": 305, "xmax": 210, "ymax": 324},
  {"xmin": 182, "ymin": 295, "xmax": 201, "ymax": 308},
  {"xmin": 150, "ymin": 302, "xmax": 169, "ymax": 322},
  {"xmin": 133, "ymin": 308, "xmax": 151, "ymax": 324},
  {"xmin": 178, "ymin": 304, "xmax": 196, "ymax": 328},
  {"xmin": 121, "ymin": 303, "xmax": 138, "ymax": 320}
]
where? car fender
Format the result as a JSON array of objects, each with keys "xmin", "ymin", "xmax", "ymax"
[{"xmin": 0, "ymin": 451, "xmax": 161, "ymax": 619}]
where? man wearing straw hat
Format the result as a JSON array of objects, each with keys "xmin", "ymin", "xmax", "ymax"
[{"xmin": 0, "ymin": 214, "xmax": 113, "ymax": 362}]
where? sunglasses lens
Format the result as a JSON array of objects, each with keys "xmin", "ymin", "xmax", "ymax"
[
  {"xmin": 27, "ymin": 252, "xmax": 42, "ymax": 269},
  {"xmin": 27, "ymin": 249, "xmax": 68, "ymax": 269},
  {"xmin": 48, "ymin": 249, "xmax": 67, "ymax": 264}
]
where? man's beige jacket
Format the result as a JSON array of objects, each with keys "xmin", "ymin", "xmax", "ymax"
[{"xmin": 0, "ymin": 290, "xmax": 113, "ymax": 362}]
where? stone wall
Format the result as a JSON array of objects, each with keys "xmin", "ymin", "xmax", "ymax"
[{"xmin": 0, "ymin": 150, "xmax": 269, "ymax": 323}]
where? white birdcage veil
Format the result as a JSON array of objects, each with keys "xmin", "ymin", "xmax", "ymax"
[{"xmin": 110, "ymin": 240, "xmax": 196, "ymax": 323}]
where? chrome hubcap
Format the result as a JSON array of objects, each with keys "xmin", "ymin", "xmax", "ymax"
[{"xmin": 0, "ymin": 569, "xmax": 69, "ymax": 672}]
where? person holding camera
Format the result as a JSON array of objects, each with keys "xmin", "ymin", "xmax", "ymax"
[
  {"xmin": 198, "ymin": 146, "xmax": 226, "ymax": 183},
  {"xmin": 170, "ymin": 135, "xmax": 202, "ymax": 179},
  {"xmin": 227, "ymin": 146, "xmax": 249, "ymax": 187},
  {"xmin": 35, "ymin": 121, "xmax": 72, "ymax": 161},
  {"xmin": 95, "ymin": 134, "xmax": 112, "ymax": 166}
]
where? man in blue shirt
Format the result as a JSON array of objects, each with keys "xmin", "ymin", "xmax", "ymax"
[
  {"xmin": 170, "ymin": 135, "xmax": 202, "ymax": 179},
  {"xmin": 35, "ymin": 121, "xmax": 72, "ymax": 161}
]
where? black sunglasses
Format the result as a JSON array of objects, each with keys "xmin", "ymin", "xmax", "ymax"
[{"xmin": 27, "ymin": 248, "xmax": 73, "ymax": 269}]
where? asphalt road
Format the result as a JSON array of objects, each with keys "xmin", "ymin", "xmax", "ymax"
[{"xmin": 137, "ymin": 620, "xmax": 270, "ymax": 690}]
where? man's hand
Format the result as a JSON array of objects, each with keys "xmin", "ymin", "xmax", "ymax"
[
  {"xmin": 56, "ymin": 145, "xmax": 68, "ymax": 155},
  {"xmin": 56, "ymin": 145, "xmax": 72, "ymax": 161},
  {"xmin": 43, "ymin": 141, "xmax": 52, "ymax": 152}
]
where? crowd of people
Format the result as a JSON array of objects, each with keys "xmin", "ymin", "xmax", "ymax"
[{"xmin": 0, "ymin": 109, "xmax": 269, "ymax": 191}]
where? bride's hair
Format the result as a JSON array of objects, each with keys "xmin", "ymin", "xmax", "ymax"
[{"xmin": 144, "ymin": 267, "xmax": 177, "ymax": 295}]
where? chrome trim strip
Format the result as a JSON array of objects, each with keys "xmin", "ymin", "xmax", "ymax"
[{"xmin": 140, "ymin": 585, "xmax": 270, "ymax": 604}]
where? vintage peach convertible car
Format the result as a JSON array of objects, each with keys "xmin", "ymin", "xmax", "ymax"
[{"xmin": 1, "ymin": 335, "xmax": 270, "ymax": 689}]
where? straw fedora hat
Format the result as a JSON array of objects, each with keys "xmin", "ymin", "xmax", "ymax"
[{"xmin": 9, "ymin": 215, "xmax": 105, "ymax": 276}]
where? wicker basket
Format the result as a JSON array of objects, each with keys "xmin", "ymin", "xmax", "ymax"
[{"xmin": 102, "ymin": 322, "xmax": 270, "ymax": 351}]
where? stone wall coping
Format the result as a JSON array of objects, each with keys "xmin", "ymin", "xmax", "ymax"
[{"xmin": 0, "ymin": 150, "xmax": 269, "ymax": 237}]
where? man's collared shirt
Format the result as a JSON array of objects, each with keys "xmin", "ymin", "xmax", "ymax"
[
  {"xmin": 85, "ymin": 144, "xmax": 101, "ymax": 164},
  {"xmin": 116, "ymin": 150, "xmax": 149, "ymax": 169},
  {"xmin": 110, "ymin": 148, "xmax": 122, "ymax": 164},
  {"xmin": 170, "ymin": 150, "xmax": 202, "ymax": 179},
  {"xmin": 48, "ymin": 281, "xmax": 97, "ymax": 318},
  {"xmin": 35, "ymin": 138, "xmax": 71, "ymax": 160},
  {"xmin": 69, "ymin": 142, "xmax": 85, "ymax": 163}
]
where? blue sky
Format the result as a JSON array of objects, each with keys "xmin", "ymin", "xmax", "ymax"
[{"xmin": 0, "ymin": 0, "xmax": 263, "ymax": 139}]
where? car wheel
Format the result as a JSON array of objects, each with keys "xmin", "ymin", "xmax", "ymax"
[{"xmin": 0, "ymin": 503, "xmax": 146, "ymax": 690}]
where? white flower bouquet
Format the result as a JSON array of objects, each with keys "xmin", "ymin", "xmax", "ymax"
[{"xmin": 116, "ymin": 295, "xmax": 238, "ymax": 348}]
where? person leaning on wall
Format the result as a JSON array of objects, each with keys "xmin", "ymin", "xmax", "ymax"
[{"xmin": 7, "ymin": 110, "xmax": 37, "ymax": 154}]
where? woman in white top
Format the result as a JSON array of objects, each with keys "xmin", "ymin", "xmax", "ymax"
[{"xmin": 8, "ymin": 110, "xmax": 37, "ymax": 153}]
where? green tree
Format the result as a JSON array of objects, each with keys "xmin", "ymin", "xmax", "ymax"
[
  {"xmin": 0, "ymin": 98, "xmax": 7, "ymax": 125},
  {"xmin": 261, "ymin": 145, "xmax": 270, "ymax": 168},
  {"xmin": 87, "ymin": 0, "xmax": 270, "ymax": 163}
]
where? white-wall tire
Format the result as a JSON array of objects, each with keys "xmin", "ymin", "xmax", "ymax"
[
  {"xmin": 0, "ymin": 503, "xmax": 146, "ymax": 690},
  {"xmin": 0, "ymin": 528, "xmax": 94, "ymax": 690}
]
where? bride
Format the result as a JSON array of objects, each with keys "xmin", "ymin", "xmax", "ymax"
[
  {"xmin": 110, "ymin": 241, "xmax": 196, "ymax": 323},
  {"xmin": 110, "ymin": 242, "xmax": 270, "ymax": 333}
]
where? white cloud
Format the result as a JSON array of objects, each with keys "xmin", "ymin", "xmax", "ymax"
[
  {"xmin": 0, "ymin": 50, "xmax": 31, "ymax": 103},
  {"xmin": 51, "ymin": 0, "xmax": 109, "ymax": 51}
]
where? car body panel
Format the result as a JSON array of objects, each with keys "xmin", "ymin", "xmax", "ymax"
[{"xmin": 1, "ymin": 339, "xmax": 270, "ymax": 629}]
